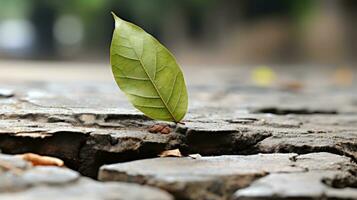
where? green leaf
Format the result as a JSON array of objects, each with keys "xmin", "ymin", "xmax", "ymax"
[{"xmin": 110, "ymin": 12, "xmax": 188, "ymax": 122}]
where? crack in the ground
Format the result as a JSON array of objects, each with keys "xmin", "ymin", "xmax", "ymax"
[
  {"xmin": 0, "ymin": 112, "xmax": 152, "ymax": 128},
  {"xmin": 252, "ymin": 107, "xmax": 338, "ymax": 115},
  {"xmin": 255, "ymin": 138, "xmax": 357, "ymax": 163},
  {"xmin": 0, "ymin": 110, "xmax": 356, "ymax": 182},
  {"xmin": 0, "ymin": 131, "xmax": 88, "ymax": 171}
]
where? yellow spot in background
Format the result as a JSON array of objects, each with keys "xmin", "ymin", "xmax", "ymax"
[
  {"xmin": 333, "ymin": 67, "xmax": 353, "ymax": 87},
  {"xmin": 252, "ymin": 66, "xmax": 276, "ymax": 86}
]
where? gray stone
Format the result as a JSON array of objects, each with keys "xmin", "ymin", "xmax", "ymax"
[
  {"xmin": 177, "ymin": 121, "xmax": 272, "ymax": 155},
  {"xmin": 0, "ymin": 154, "xmax": 30, "ymax": 170},
  {"xmin": 0, "ymin": 153, "xmax": 173, "ymax": 200},
  {"xmin": 233, "ymin": 153, "xmax": 357, "ymax": 200},
  {"xmin": 1, "ymin": 66, "xmax": 357, "ymax": 199},
  {"xmin": 233, "ymin": 172, "xmax": 357, "ymax": 200},
  {"xmin": 0, "ymin": 166, "xmax": 80, "ymax": 192},
  {"xmin": 0, "ymin": 115, "xmax": 181, "ymax": 177},
  {"xmin": 253, "ymin": 114, "xmax": 357, "ymax": 161},
  {"xmin": 0, "ymin": 179, "xmax": 173, "ymax": 200},
  {"xmin": 176, "ymin": 113, "xmax": 357, "ymax": 161},
  {"xmin": 1, "ymin": 93, "xmax": 357, "ymax": 177},
  {"xmin": 99, "ymin": 152, "xmax": 357, "ymax": 200}
]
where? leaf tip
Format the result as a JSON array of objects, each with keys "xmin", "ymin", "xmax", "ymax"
[
  {"xmin": 111, "ymin": 11, "xmax": 117, "ymax": 18},
  {"xmin": 111, "ymin": 11, "xmax": 122, "ymax": 28}
]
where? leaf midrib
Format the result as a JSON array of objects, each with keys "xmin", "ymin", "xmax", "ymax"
[{"xmin": 128, "ymin": 38, "xmax": 178, "ymax": 122}]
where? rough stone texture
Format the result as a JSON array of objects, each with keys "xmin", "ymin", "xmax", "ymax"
[
  {"xmin": 0, "ymin": 93, "xmax": 182, "ymax": 177},
  {"xmin": 233, "ymin": 172, "xmax": 357, "ymax": 200},
  {"xmin": 177, "ymin": 113, "xmax": 357, "ymax": 163},
  {"xmin": 0, "ymin": 64, "xmax": 357, "ymax": 199},
  {"xmin": 0, "ymin": 153, "xmax": 173, "ymax": 200},
  {"xmin": 233, "ymin": 153, "xmax": 357, "ymax": 200},
  {"xmin": 99, "ymin": 152, "xmax": 357, "ymax": 200},
  {"xmin": 1, "ymin": 87, "xmax": 356, "ymax": 177}
]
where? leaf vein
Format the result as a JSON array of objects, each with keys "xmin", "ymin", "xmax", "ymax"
[
  {"xmin": 112, "ymin": 64, "xmax": 127, "ymax": 76},
  {"xmin": 115, "ymin": 75, "xmax": 150, "ymax": 81},
  {"xmin": 114, "ymin": 53, "xmax": 139, "ymax": 61},
  {"xmin": 166, "ymin": 72, "xmax": 179, "ymax": 104},
  {"xmin": 127, "ymin": 92, "xmax": 160, "ymax": 99},
  {"xmin": 134, "ymin": 104, "xmax": 165, "ymax": 109},
  {"xmin": 153, "ymin": 45, "xmax": 157, "ymax": 80},
  {"xmin": 128, "ymin": 37, "xmax": 177, "ymax": 122},
  {"xmin": 117, "ymin": 44, "xmax": 134, "ymax": 49},
  {"xmin": 156, "ymin": 65, "xmax": 167, "ymax": 73},
  {"xmin": 172, "ymin": 81, "xmax": 183, "ymax": 112}
]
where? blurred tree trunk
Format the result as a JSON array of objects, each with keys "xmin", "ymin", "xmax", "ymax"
[{"xmin": 30, "ymin": 1, "xmax": 57, "ymax": 59}]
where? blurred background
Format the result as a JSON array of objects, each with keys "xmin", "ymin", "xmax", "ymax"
[
  {"xmin": 0, "ymin": 0, "xmax": 356, "ymax": 90},
  {"xmin": 0, "ymin": 0, "xmax": 356, "ymax": 65}
]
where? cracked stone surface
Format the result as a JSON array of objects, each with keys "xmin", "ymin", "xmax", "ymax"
[
  {"xmin": 99, "ymin": 152, "xmax": 357, "ymax": 200},
  {"xmin": 233, "ymin": 172, "xmax": 357, "ymax": 200},
  {"xmin": 1, "ymin": 64, "xmax": 357, "ymax": 199},
  {"xmin": 0, "ymin": 153, "xmax": 173, "ymax": 200},
  {"xmin": 233, "ymin": 154, "xmax": 357, "ymax": 200}
]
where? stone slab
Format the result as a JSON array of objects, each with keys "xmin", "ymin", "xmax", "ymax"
[
  {"xmin": 0, "ymin": 153, "xmax": 173, "ymax": 200},
  {"xmin": 99, "ymin": 152, "xmax": 357, "ymax": 200},
  {"xmin": 233, "ymin": 172, "xmax": 357, "ymax": 200},
  {"xmin": 0, "ymin": 85, "xmax": 357, "ymax": 177}
]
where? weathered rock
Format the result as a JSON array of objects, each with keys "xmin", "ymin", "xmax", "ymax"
[
  {"xmin": 98, "ymin": 154, "xmax": 294, "ymax": 200},
  {"xmin": 1, "ymin": 66, "xmax": 357, "ymax": 199},
  {"xmin": 0, "ymin": 117, "xmax": 182, "ymax": 177},
  {"xmin": 0, "ymin": 153, "xmax": 173, "ymax": 200},
  {"xmin": 0, "ymin": 179, "xmax": 173, "ymax": 200},
  {"xmin": 233, "ymin": 172, "xmax": 357, "ymax": 200},
  {"xmin": 1, "ymin": 91, "xmax": 357, "ymax": 177},
  {"xmin": 252, "ymin": 114, "xmax": 357, "ymax": 161},
  {"xmin": 78, "ymin": 128, "xmax": 183, "ymax": 177},
  {"xmin": 177, "ymin": 121, "xmax": 272, "ymax": 155},
  {"xmin": 0, "ymin": 166, "xmax": 79, "ymax": 192},
  {"xmin": 99, "ymin": 152, "xmax": 357, "ymax": 200},
  {"xmin": 177, "ymin": 114, "xmax": 357, "ymax": 161},
  {"xmin": 234, "ymin": 153, "xmax": 357, "ymax": 200}
]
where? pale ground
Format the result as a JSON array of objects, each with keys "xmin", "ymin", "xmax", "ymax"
[{"xmin": 1, "ymin": 60, "xmax": 355, "ymax": 88}]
